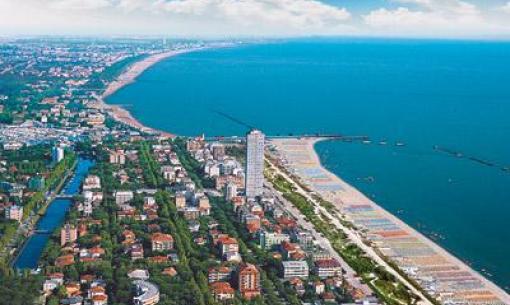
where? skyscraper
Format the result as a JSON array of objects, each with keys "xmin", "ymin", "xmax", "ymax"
[{"xmin": 245, "ymin": 129, "xmax": 265, "ymax": 198}]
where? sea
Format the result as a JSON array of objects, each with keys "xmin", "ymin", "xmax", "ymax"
[{"xmin": 106, "ymin": 38, "xmax": 510, "ymax": 290}]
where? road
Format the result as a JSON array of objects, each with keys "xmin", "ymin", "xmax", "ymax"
[
  {"xmin": 265, "ymin": 181, "xmax": 373, "ymax": 296},
  {"xmin": 265, "ymin": 158, "xmax": 434, "ymax": 305}
]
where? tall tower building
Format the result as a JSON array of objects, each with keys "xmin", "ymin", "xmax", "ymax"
[{"xmin": 245, "ymin": 129, "xmax": 265, "ymax": 198}]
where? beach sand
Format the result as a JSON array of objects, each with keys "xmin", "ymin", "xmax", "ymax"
[
  {"xmin": 89, "ymin": 45, "xmax": 510, "ymax": 304},
  {"xmin": 92, "ymin": 48, "xmax": 205, "ymax": 138},
  {"xmin": 270, "ymin": 137, "xmax": 510, "ymax": 305}
]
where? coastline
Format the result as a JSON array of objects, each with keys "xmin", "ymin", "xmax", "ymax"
[
  {"xmin": 86, "ymin": 43, "xmax": 510, "ymax": 303},
  {"xmin": 269, "ymin": 137, "xmax": 510, "ymax": 305},
  {"xmin": 92, "ymin": 48, "xmax": 206, "ymax": 138}
]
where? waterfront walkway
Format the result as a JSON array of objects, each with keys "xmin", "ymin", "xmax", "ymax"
[{"xmin": 269, "ymin": 138, "xmax": 510, "ymax": 305}]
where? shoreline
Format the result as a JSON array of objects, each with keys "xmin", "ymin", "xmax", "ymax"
[
  {"xmin": 270, "ymin": 137, "xmax": 510, "ymax": 305},
  {"xmin": 92, "ymin": 48, "xmax": 207, "ymax": 138},
  {"xmin": 87, "ymin": 43, "xmax": 509, "ymax": 303}
]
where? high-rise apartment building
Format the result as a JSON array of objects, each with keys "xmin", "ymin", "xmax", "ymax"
[
  {"xmin": 238, "ymin": 263, "xmax": 260, "ymax": 299},
  {"xmin": 245, "ymin": 129, "xmax": 265, "ymax": 198}
]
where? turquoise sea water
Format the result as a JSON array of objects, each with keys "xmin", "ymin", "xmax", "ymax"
[{"xmin": 107, "ymin": 39, "xmax": 510, "ymax": 290}]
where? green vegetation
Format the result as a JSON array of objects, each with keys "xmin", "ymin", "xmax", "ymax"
[
  {"xmin": 173, "ymin": 138, "xmax": 212, "ymax": 188},
  {"xmin": 24, "ymin": 151, "xmax": 77, "ymax": 219},
  {"xmin": 83, "ymin": 54, "xmax": 148, "ymax": 93},
  {"xmin": 139, "ymin": 142, "xmax": 164, "ymax": 188},
  {"xmin": 266, "ymin": 168, "xmax": 418, "ymax": 305},
  {"xmin": 0, "ymin": 273, "xmax": 43, "ymax": 305},
  {"xmin": 226, "ymin": 145, "xmax": 246, "ymax": 165}
]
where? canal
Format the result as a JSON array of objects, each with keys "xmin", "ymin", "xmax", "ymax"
[{"xmin": 13, "ymin": 158, "xmax": 95, "ymax": 270}]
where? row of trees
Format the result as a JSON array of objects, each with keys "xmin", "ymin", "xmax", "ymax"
[{"xmin": 266, "ymin": 171, "xmax": 418, "ymax": 305}]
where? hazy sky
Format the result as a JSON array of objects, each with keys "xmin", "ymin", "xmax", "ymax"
[{"xmin": 1, "ymin": 0, "xmax": 510, "ymax": 38}]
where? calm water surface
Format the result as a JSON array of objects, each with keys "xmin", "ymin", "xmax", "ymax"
[
  {"xmin": 14, "ymin": 158, "xmax": 94, "ymax": 270},
  {"xmin": 107, "ymin": 39, "xmax": 510, "ymax": 289}
]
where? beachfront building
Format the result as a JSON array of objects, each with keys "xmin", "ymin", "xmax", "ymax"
[{"xmin": 245, "ymin": 129, "xmax": 265, "ymax": 198}]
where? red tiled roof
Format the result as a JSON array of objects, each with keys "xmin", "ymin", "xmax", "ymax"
[
  {"xmin": 210, "ymin": 282, "xmax": 234, "ymax": 294},
  {"xmin": 151, "ymin": 232, "xmax": 173, "ymax": 242},
  {"xmin": 315, "ymin": 258, "xmax": 341, "ymax": 268}
]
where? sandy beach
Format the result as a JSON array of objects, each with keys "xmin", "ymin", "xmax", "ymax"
[
  {"xmin": 92, "ymin": 48, "xmax": 205, "ymax": 137},
  {"xmin": 269, "ymin": 137, "xmax": 510, "ymax": 305},
  {"xmin": 89, "ymin": 43, "xmax": 510, "ymax": 304}
]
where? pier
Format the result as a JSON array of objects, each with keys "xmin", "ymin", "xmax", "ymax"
[{"xmin": 204, "ymin": 134, "xmax": 369, "ymax": 143}]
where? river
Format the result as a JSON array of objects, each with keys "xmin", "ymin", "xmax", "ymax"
[{"xmin": 13, "ymin": 158, "xmax": 94, "ymax": 270}]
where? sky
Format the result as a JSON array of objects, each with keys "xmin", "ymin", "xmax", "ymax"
[{"xmin": 1, "ymin": 0, "xmax": 510, "ymax": 38}]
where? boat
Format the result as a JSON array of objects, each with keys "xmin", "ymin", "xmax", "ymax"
[
  {"xmin": 379, "ymin": 140, "xmax": 387, "ymax": 145},
  {"xmin": 363, "ymin": 176, "xmax": 375, "ymax": 182},
  {"xmin": 362, "ymin": 140, "xmax": 371, "ymax": 144},
  {"xmin": 395, "ymin": 142, "xmax": 405, "ymax": 147}
]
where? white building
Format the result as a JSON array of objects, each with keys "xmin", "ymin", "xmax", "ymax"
[
  {"xmin": 5, "ymin": 205, "xmax": 23, "ymax": 222},
  {"xmin": 115, "ymin": 191, "xmax": 134, "ymax": 205},
  {"xmin": 245, "ymin": 129, "xmax": 265, "ymax": 198},
  {"xmin": 282, "ymin": 261, "xmax": 309, "ymax": 279},
  {"xmin": 83, "ymin": 175, "xmax": 101, "ymax": 190},
  {"xmin": 259, "ymin": 231, "xmax": 290, "ymax": 250},
  {"xmin": 52, "ymin": 146, "xmax": 65, "ymax": 163}
]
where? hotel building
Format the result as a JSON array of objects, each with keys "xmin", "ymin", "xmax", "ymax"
[{"xmin": 245, "ymin": 129, "xmax": 265, "ymax": 198}]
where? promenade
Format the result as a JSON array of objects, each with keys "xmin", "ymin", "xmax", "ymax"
[{"xmin": 269, "ymin": 138, "xmax": 510, "ymax": 305}]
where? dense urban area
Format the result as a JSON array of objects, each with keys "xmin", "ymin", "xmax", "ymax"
[{"xmin": 0, "ymin": 38, "xmax": 506, "ymax": 305}]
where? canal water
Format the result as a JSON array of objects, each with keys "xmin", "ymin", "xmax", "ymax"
[{"xmin": 13, "ymin": 158, "xmax": 94, "ymax": 270}]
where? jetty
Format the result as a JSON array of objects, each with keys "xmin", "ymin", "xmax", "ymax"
[{"xmin": 204, "ymin": 134, "xmax": 369, "ymax": 143}]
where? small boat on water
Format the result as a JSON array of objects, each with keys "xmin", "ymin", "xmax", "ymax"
[
  {"xmin": 363, "ymin": 176, "xmax": 375, "ymax": 183},
  {"xmin": 379, "ymin": 140, "xmax": 387, "ymax": 145},
  {"xmin": 362, "ymin": 140, "xmax": 371, "ymax": 144},
  {"xmin": 395, "ymin": 142, "xmax": 405, "ymax": 147}
]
